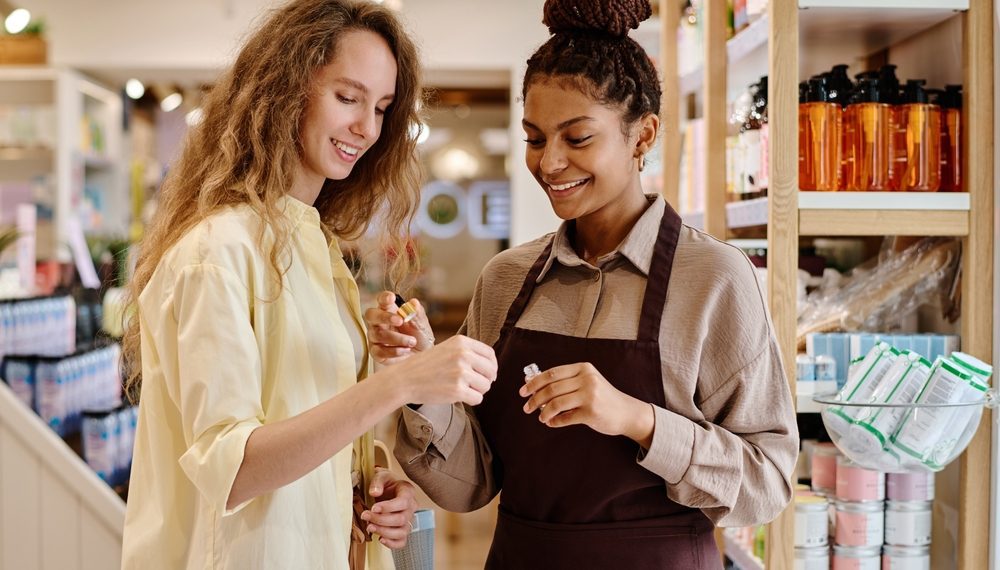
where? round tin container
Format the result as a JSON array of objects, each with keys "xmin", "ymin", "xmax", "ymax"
[
  {"xmin": 884, "ymin": 501, "xmax": 932, "ymax": 546},
  {"xmin": 836, "ymin": 456, "xmax": 885, "ymax": 502},
  {"xmin": 834, "ymin": 500, "xmax": 884, "ymax": 548}
]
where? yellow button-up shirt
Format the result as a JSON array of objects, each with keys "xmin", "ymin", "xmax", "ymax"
[{"xmin": 122, "ymin": 196, "xmax": 392, "ymax": 569}]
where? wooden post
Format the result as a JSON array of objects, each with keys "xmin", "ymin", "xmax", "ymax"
[
  {"xmin": 765, "ymin": 0, "xmax": 798, "ymax": 566},
  {"xmin": 703, "ymin": 0, "xmax": 728, "ymax": 238},
  {"xmin": 958, "ymin": 0, "xmax": 994, "ymax": 567},
  {"xmin": 660, "ymin": 0, "xmax": 681, "ymax": 209}
]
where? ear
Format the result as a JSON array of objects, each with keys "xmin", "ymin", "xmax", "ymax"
[{"xmin": 633, "ymin": 113, "xmax": 659, "ymax": 157}]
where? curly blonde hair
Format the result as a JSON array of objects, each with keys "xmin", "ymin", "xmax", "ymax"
[{"xmin": 122, "ymin": 0, "xmax": 423, "ymax": 401}]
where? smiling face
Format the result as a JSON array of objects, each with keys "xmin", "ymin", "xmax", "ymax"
[
  {"xmin": 522, "ymin": 78, "xmax": 652, "ymax": 223},
  {"xmin": 298, "ymin": 29, "xmax": 397, "ymax": 189}
]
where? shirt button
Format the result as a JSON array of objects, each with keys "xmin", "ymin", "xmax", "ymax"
[
  {"xmin": 421, "ymin": 425, "xmax": 432, "ymax": 434},
  {"xmin": 593, "ymin": 272, "xmax": 601, "ymax": 282}
]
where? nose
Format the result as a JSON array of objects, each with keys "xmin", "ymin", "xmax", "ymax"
[
  {"xmin": 538, "ymin": 142, "xmax": 567, "ymax": 175},
  {"xmin": 351, "ymin": 108, "xmax": 379, "ymax": 141}
]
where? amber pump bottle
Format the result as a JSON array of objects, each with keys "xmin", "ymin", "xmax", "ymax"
[
  {"xmin": 799, "ymin": 76, "xmax": 842, "ymax": 191},
  {"xmin": 844, "ymin": 76, "xmax": 894, "ymax": 191},
  {"xmin": 878, "ymin": 65, "xmax": 904, "ymax": 190},
  {"xmin": 898, "ymin": 80, "xmax": 942, "ymax": 192},
  {"xmin": 933, "ymin": 85, "xmax": 962, "ymax": 192},
  {"xmin": 827, "ymin": 65, "xmax": 854, "ymax": 187}
]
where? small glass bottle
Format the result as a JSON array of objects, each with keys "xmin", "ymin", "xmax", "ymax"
[
  {"xmin": 799, "ymin": 75, "xmax": 842, "ymax": 191},
  {"xmin": 898, "ymin": 79, "xmax": 942, "ymax": 192}
]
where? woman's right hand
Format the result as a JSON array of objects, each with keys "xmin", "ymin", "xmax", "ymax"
[
  {"xmin": 365, "ymin": 291, "xmax": 435, "ymax": 365},
  {"xmin": 390, "ymin": 335, "xmax": 497, "ymax": 406}
]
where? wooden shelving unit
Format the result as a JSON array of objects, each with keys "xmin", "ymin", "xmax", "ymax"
[
  {"xmin": 0, "ymin": 67, "xmax": 125, "ymax": 260},
  {"xmin": 661, "ymin": 0, "xmax": 993, "ymax": 567}
]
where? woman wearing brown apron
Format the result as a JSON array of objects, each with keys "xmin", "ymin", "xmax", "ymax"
[{"xmin": 366, "ymin": 1, "xmax": 799, "ymax": 568}]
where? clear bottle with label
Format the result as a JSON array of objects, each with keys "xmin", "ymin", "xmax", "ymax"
[
  {"xmin": 934, "ymin": 84, "xmax": 962, "ymax": 192},
  {"xmin": 898, "ymin": 79, "xmax": 942, "ymax": 192},
  {"xmin": 799, "ymin": 75, "xmax": 842, "ymax": 191},
  {"xmin": 845, "ymin": 76, "xmax": 894, "ymax": 191}
]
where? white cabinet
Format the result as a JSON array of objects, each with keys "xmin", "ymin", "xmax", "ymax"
[{"xmin": 0, "ymin": 67, "xmax": 125, "ymax": 261}]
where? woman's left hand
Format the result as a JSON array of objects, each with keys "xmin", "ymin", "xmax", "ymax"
[
  {"xmin": 519, "ymin": 362, "xmax": 655, "ymax": 448},
  {"xmin": 361, "ymin": 468, "xmax": 419, "ymax": 549}
]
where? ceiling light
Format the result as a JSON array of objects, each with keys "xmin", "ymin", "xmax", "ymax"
[
  {"xmin": 4, "ymin": 9, "xmax": 31, "ymax": 34},
  {"xmin": 125, "ymin": 79, "xmax": 145, "ymax": 100},
  {"xmin": 160, "ymin": 92, "xmax": 183, "ymax": 113}
]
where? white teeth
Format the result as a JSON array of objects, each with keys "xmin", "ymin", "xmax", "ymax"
[
  {"xmin": 549, "ymin": 179, "xmax": 588, "ymax": 191},
  {"xmin": 333, "ymin": 140, "xmax": 359, "ymax": 156}
]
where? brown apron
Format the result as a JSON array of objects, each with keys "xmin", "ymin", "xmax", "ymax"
[{"xmin": 476, "ymin": 204, "xmax": 720, "ymax": 569}]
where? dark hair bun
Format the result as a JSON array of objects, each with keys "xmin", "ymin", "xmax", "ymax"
[{"xmin": 543, "ymin": 0, "xmax": 652, "ymax": 38}]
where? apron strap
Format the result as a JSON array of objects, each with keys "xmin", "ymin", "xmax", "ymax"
[
  {"xmin": 637, "ymin": 202, "xmax": 683, "ymax": 342},
  {"xmin": 499, "ymin": 238, "xmax": 555, "ymax": 334},
  {"xmin": 501, "ymin": 201, "xmax": 682, "ymax": 344}
]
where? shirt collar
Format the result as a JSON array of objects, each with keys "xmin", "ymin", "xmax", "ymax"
[
  {"xmin": 277, "ymin": 193, "xmax": 322, "ymax": 228},
  {"xmin": 535, "ymin": 194, "xmax": 666, "ymax": 282}
]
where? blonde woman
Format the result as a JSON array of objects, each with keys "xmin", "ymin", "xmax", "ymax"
[{"xmin": 120, "ymin": 1, "xmax": 497, "ymax": 568}]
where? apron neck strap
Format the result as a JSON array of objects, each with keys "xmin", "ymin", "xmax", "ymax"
[
  {"xmin": 500, "ymin": 239, "xmax": 554, "ymax": 333},
  {"xmin": 637, "ymin": 202, "xmax": 683, "ymax": 342},
  {"xmin": 500, "ymin": 202, "xmax": 683, "ymax": 342}
]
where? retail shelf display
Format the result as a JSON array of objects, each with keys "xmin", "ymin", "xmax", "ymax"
[
  {"xmin": 662, "ymin": 0, "xmax": 993, "ymax": 566},
  {"xmin": 723, "ymin": 530, "xmax": 765, "ymax": 570},
  {"xmin": 0, "ymin": 67, "xmax": 125, "ymax": 260},
  {"xmin": 678, "ymin": 15, "xmax": 770, "ymax": 97}
]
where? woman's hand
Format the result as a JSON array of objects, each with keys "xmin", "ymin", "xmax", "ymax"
[
  {"xmin": 361, "ymin": 468, "xmax": 419, "ymax": 549},
  {"xmin": 390, "ymin": 335, "xmax": 497, "ymax": 406},
  {"xmin": 365, "ymin": 291, "xmax": 435, "ymax": 365},
  {"xmin": 519, "ymin": 362, "xmax": 655, "ymax": 448}
]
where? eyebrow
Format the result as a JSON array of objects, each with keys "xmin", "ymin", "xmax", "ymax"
[
  {"xmin": 334, "ymin": 77, "xmax": 395, "ymax": 102},
  {"xmin": 522, "ymin": 116, "xmax": 596, "ymax": 131}
]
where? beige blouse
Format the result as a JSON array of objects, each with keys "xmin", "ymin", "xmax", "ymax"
[{"xmin": 395, "ymin": 195, "xmax": 798, "ymax": 527}]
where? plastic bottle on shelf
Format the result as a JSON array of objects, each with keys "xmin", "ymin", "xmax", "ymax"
[
  {"xmin": 826, "ymin": 65, "xmax": 855, "ymax": 188},
  {"xmin": 897, "ymin": 79, "xmax": 942, "ymax": 192},
  {"xmin": 741, "ymin": 78, "xmax": 766, "ymax": 200},
  {"xmin": 934, "ymin": 84, "xmax": 963, "ymax": 192},
  {"xmin": 799, "ymin": 75, "xmax": 842, "ymax": 191},
  {"xmin": 729, "ymin": 84, "xmax": 754, "ymax": 201},
  {"xmin": 844, "ymin": 74, "xmax": 894, "ymax": 191},
  {"xmin": 756, "ymin": 76, "xmax": 770, "ymax": 198},
  {"xmin": 877, "ymin": 65, "xmax": 905, "ymax": 191}
]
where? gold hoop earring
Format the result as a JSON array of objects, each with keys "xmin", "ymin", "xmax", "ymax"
[{"xmin": 638, "ymin": 155, "xmax": 646, "ymax": 172}]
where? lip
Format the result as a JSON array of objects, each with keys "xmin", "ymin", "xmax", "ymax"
[
  {"xmin": 331, "ymin": 138, "xmax": 362, "ymax": 163},
  {"xmin": 545, "ymin": 178, "xmax": 590, "ymax": 198}
]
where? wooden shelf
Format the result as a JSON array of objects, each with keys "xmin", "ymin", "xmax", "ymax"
[
  {"xmin": 0, "ymin": 147, "xmax": 53, "ymax": 162},
  {"xmin": 727, "ymin": 193, "xmax": 971, "ymax": 235},
  {"xmin": 799, "ymin": 1, "xmax": 967, "ymax": 75},
  {"xmin": 724, "ymin": 531, "xmax": 765, "ymax": 570}
]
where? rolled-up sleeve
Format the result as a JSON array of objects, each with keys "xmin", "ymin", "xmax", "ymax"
[
  {"xmin": 639, "ymin": 343, "xmax": 798, "ymax": 527},
  {"xmin": 166, "ymin": 263, "xmax": 265, "ymax": 516}
]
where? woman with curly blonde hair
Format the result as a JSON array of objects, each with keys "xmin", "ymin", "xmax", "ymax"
[{"xmin": 120, "ymin": 1, "xmax": 497, "ymax": 568}]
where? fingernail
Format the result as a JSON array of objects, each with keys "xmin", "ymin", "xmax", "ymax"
[
  {"xmin": 522, "ymin": 402, "xmax": 531, "ymax": 413},
  {"xmin": 518, "ymin": 386, "xmax": 527, "ymax": 397},
  {"xmin": 361, "ymin": 512, "xmax": 370, "ymax": 521},
  {"xmin": 367, "ymin": 525, "xmax": 375, "ymax": 534},
  {"xmin": 373, "ymin": 505, "xmax": 382, "ymax": 513}
]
